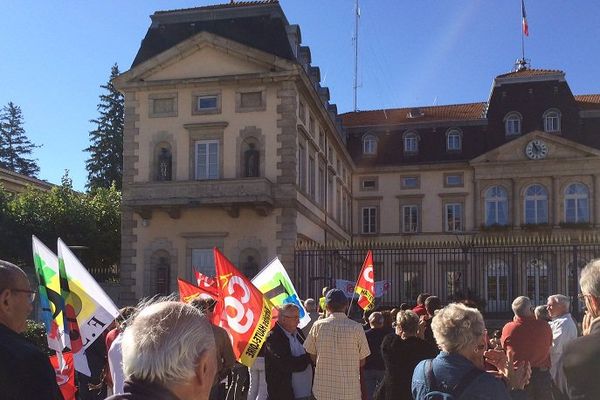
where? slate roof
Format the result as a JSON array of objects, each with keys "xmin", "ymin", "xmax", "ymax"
[
  {"xmin": 495, "ymin": 68, "xmax": 564, "ymax": 79},
  {"xmin": 341, "ymin": 102, "xmax": 487, "ymax": 127},
  {"xmin": 132, "ymin": 0, "xmax": 294, "ymax": 68}
]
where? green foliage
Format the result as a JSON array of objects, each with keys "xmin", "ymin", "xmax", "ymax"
[
  {"xmin": 22, "ymin": 320, "xmax": 51, "ymax": 356},
  {"xmin": 86, "ymin": 63, "xmax": 124, "ymax": 190},
  {"xmin": 0, "ymin": 101, "xmax": 40, "ymax": 177},
  {"xmin": 0, "ymin": 172, "xmax": 121, "ymax": 280}
]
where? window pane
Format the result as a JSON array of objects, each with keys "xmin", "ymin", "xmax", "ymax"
[
  {"xmin": 198, "ymin": 96, "xmax": 217, "ymax": 109},
  {"xmin": 196, "ymin": 143, "xmax": 207, "ymax": 179},
  {"xmin": 192, "ymin": 249, "xmax": 215, "ymax": 279}
]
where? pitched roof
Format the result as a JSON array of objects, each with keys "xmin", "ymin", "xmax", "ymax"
[
  {"xmin": 341, "ymin": 102, "xmax": 487, "ymax": 127},
  {"xmin": 575, "ymin": 94, "xmax": 600, "ymax": 110},
  {"xmin": 132, "ymin": 1, "xmax": 293, "ymax": 68},
  {"xmin": 495, "ymin": 68, "xmax": 564, "ymax": 79}
]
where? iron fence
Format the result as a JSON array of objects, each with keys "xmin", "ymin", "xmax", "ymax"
[{"xmin": 294, "ymin": 235, "xmax": 600, "ymax": 319}]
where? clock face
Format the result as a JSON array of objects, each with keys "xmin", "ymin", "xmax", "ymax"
[{"xmin": 525, "ymin": 139, "xmax": 549, "ymax": 160}]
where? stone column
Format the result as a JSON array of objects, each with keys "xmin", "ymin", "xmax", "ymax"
[
  {"xmin": 552, "ymin": 176, "xmax": 560, "ymax": 227},
  {"xmin": 511, "ymin": 179, "xmax": 520, "ymax": 227}
]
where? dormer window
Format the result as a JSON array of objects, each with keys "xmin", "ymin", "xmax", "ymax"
[
  {"xmin": 543, "ymin": 109, "xmax": 561, "ymax": 133},
  {"xmin": 362, "ymin": 134, "xmax": 377, "ymax": 155},
  {"xmin": 446, "ymin": 129, "xmax": 462, "ymax": 151},
  {"xmin": 504, "ymin": 112, "xmax": 522, "ymax": 136},
  {"xmin": 403, "ymin": 132, "xmax": 419, "ymax": 154}
]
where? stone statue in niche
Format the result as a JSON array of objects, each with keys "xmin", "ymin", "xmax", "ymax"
[
  {"xmin": 243, "ymin": 255, "xmax": 259, "ymax": 278},
  {"xmin": 158, "ymin": 147, "xmax": 172, "ymax": 181},
  {"xmin": 244, "ymin": 143, "xmax": 259, "ymax": 177}
]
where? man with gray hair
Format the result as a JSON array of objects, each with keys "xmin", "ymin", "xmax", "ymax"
[
  {"xmin": 555, "ymin": 259, "xmax": 600, "ymax": 398},
  {"xmin": 107, "ymin": 300, "xmax": 217, "ymax": 400},
  {"xmin": 0, "ymin": 260, "xmax": 63, "ymax": 400},
  {"xmin": 546, "ymin": 294, "xmax": 577, "ymax": 383},
  {"xmin": 501, "ymin": 296, "xmax": 552, "ymax": 400}
]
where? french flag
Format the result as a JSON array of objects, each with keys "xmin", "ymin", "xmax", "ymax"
[{"xmin": 522, "ymin": 0, "xmax": 529, "ymax": 36}]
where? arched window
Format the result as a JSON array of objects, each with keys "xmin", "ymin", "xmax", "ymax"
[
  {"xmin": 446, "ymin": 129, "xmax": 462, "ymax": 151},
  {"xmin": 404, "ymin": 132, "xmax": 419, "ymax": 154},
  {"xmin": 543, "ymin": 109, "xmax": 561, "ymax": 133},
  {"xmin": 155, "ymin": 143, "xmax": 172, "ymax": 181},
  {"xmin": 485, "ymin": 186, "xmax": 508, "ymax": 226},
  {"xmin": 362, "ymin": 134, "xmax": 377, "ymax": 155},
  {"xmin": 504, "ymin": 112, "xmax": 522, "ymax": 136},
  {"xmin": 564, "ymin": 183, "xmax": 589, "ymax": 223},
  {"xmin": 524, "ymin": 184, "xmax": 548, "ymax": 224}
]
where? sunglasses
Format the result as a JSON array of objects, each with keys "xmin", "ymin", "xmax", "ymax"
[{"xmin": 12, "ymin": 288, "xmax": 37, "ymax": 303}]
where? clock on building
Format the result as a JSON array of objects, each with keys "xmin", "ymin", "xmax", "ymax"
[{"xmin": 525, "ymin": 139, "xmax": 549, "ymax": 160}]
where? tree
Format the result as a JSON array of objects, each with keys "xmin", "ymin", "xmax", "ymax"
[
  {"xmin": 0, "ymin": 102, "xmax": 40, "ymax": 177},
  {"xmin": 85, "ymin": 63, "xmax": 124, "ymax": 190}
]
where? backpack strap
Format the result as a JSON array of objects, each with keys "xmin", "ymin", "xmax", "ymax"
[{"xmin": 452, "ymin": 367, "xmax": 484, "ymax": 399}]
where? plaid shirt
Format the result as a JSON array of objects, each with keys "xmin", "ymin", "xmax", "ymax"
[{"xmin": 304, "ymin": 312, "xmax": 370, "ymax": 400}]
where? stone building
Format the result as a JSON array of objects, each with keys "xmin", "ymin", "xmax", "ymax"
[
  {"xmin": 116, "ymin": 1, "xmax": 600, "ymax": 307},
  {"xmin": 0, "ymin": 167, "xmax": 53, "ymax": 194}
]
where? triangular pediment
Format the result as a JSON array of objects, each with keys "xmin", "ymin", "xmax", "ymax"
[
  {"xmin": 471, "ymin": 130, "xmax": 600, "ymax": 164},
  {"xmin": 115, "ymin": 31, "xmax": 294, "ymax": 85}
]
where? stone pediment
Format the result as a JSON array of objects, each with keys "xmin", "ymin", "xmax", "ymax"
[
  {"xmin": 470, "ymin": 130, "xmax": 600, "ymax": 165},
  {"xmin": 116, "ymin": 31, "xmax": 294, "ymax": 85}
]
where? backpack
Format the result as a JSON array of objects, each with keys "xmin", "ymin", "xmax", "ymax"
[{"xmin": 422, "ymin": 359, "xmax": 484, "ymax": 400}]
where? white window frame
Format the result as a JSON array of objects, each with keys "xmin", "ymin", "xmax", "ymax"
[
  {"xmin": 445, "ymin": 202, "xmax": 463, "ymax": 232},
  {"xmin": 195, "ymin": 140, "xmax": 219, "ymax": 180},
  {"xmin": 446, "ymin": 129, "xmax": 462, "ymax": 151},
  {"xmin": 504, "ymin": 112, "xmax": 522, "ymax": 136},
  {"xmin": 404, "ymin": 132, "xmax": 419, "ymax": 154},
  {"xmin": 361, "ymin": 206, "xmax": 377, "ymax": 234},
  {"xmin": 543, "ymin": 109, "xmax": 561, "ymax": 133},
  {"xmin": 196, "ymin": 95, "xmax": 218, "ymax": 110},
  {"xmin": 362, "ymin": 134, "xmax": 377, "ymax": 155},
  {"xmin": 485, "ymin": 186, "xmax": 509, "ymax": 226},
  {"xmin": 564, "ymin": 183, "xmax": 590, "ymax": 223},
  {"xmin": 524, "ymin": 184, "xmax": 549, "ymax": 224},
  {"xmin": 191, "ymin": 249, "xmax": 215, "ymax": 280},
  {"xmin": 402, "ymin": 205, "xmax": 419, "ymax": 233}
]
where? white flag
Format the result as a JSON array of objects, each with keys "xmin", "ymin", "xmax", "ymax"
[{"xmin": 57, "ymin": 238, "xmax": 119, "ymax": 375}]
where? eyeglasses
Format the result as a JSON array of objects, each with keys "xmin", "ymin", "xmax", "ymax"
[{"xmin": 12, "ymin": 289, "xmax": 37, "ymax": 303}]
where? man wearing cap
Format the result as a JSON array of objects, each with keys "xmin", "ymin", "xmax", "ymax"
[{"xmin": 304, "ymin": 288, "xmax": 370, "ymax": 400}]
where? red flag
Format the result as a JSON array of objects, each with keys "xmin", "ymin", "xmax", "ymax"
[
  {"xmin": 178, "ymin": 278, "xmax": 218, "ymax": 303},
  {"xmin": 194, "ymin": 271, "xmax": 219, "ymax": 297},
  {"xmin": 49, "ymin": 351, "xmax": 77, "ymax": 400},
  {"xmin": 354, "ymin": 250, "xmax": 375, "ymax": 311},
  {"xmin": 213, "ymin": 248, "xmax": 272, "ymax": 367},
  {"xmin": 521, "ymin": 0, "xmax": 529, "ymax": 36}
]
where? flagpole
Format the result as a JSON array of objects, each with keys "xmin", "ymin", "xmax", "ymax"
[{"xmin": 521, "ymin": 2, "xmax": 525, "ymax": 62}]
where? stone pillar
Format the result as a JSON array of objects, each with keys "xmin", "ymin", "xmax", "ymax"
[
  {"xmin": 594, "ymin": 174, "xmax": 600, "ymax": 227},
  {"xmin": 512, "ymin": 179, "xmax": 520, "ymax": 227},
  {"xmin": 552, "ymin": 176, "xmax": 560, "ymax": 226}
]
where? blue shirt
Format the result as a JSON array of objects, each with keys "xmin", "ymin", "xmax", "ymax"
[{"xmin": 412, "ymin": 352, "xmax": 526, "ymax": 400}]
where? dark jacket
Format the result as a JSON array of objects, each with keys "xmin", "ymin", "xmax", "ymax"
[
  {"xmin": 374, "ymin": 334, "xmax": 438, "ymax": 400},
  {"xmin": 0, "ymin": 323, "xmax": 63, "ymax": 400},
  {"xmin": 364, "ymin": 327, "xmax": 390, "ymax": 370},
  {"xmin": 264, "ymin": 323, "xmax": 312, "ymax": 400},
  {"xmin": 106, "ymin": 380, "xmax": 180, "ymax": 400},
  {"xmin": 557, "ymin": 318, "xmax": 600, "ymax": 400}
]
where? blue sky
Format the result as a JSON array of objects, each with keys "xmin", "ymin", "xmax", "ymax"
[{"xmin": 1, "ymin": 1, "xmax": 599, "ymax": 190}]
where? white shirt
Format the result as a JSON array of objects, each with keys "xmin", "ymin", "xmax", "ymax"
[
  {"xmin": 108, "ymin": 331, "xmax": 125, "ymax": 395},
  {"xmin": 549, "ymin": 313, "xmax": 578, "ymax": 380},
  {"xmin": 282, "ymin": 327, "xmax": 313, "ymax": 399}
]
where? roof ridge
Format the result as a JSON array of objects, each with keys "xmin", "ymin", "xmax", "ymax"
[
  {"xmin": 155, "ymin": 0, "xmax": 279, "ymax": 15},
  {"xmin": 341, "ymin": 101, "xmax": 486, "ymax": 116}
]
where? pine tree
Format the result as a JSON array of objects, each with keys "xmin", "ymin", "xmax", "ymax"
[
  {"xmin": 0, "ymin": 102, "xmax": 40, "ymax": 177},
  {"xmin": 85, "ymin": 63, "xmax": 124, "ymax": 190}
]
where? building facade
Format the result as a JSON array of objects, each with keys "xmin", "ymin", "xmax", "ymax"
[{"xmin": 117, "ymin": 1, "xmax": 600, "ymax": 309}]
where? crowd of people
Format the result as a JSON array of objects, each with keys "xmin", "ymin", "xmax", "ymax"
[{"xmin": 3, "ymin": 258, "xmax": 600, "ymax": 399}]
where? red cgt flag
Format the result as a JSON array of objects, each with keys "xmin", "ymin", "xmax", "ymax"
[
  {"xmin": 354, "ymin": 250, "xmax": 375, "ymax": 311},
  {"xmin": 194, "ymin": 271, "xmax": 219, "ymax": 297},
  {"xmin": 213, "ymin": 248, "xmax": 272, "ymax": 367},
  {"xmin": 49, "ymin": 351, "xmax": 76, "ymax": 400}
]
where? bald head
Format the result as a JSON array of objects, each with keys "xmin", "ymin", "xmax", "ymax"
[
  {"xmin": 0, "ymin": 260, "xmax": 33, "ymax": 333},
  {"xmin": 0, "ymin": 260, "xmax": 27, "ymax": 294}
]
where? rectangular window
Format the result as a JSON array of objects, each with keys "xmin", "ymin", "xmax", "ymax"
[
  {"xmin": 336, "ymin": 185, "xmax": 342, "ymax": 222},
  {"xmin": 402, "ymin": 205, "xmax": 419, "ymax": 233},
  {"xmin": 445, "ymin": 203, "xmax": 463, "ymax": 232},
  {"xmin": 342, "ymin": 192, "xmax": 347, "ymax": 228},
  {"xmin": 197, "ymin": 95, "xmax": 217, "ymax": 110},
  {"xmin": 308, "ymin": 155, "xmax": 316, "ymax": 200},
  {"xmin": 362, "ymin": 207, "xmax": 377, "ymax": 234},
  {"xmin": 240, "ymin": 92, "xmax": 262, "ymax": 108},
  {"xmin": 401, "ymin": 176, "xmax": 420, "ymax": 189},
  {"xmin": 361, "ymin": 179, "xmax": 377, "ymax": 190},
  {"xmin": 319, "ymin": 128, "xmax": 325, "ymax": 149},
  {"xmin": 195, "ymin": 140, "xmax": 219, "ymax": 180},
  {"xmin": 298, "ymin": 143, "xmax": 306, "ymax": 192},
  {"xmin": 191, "ymin": 249, "xmax": 215, "ymax": 280},
  {"xmin": 309, "ymin": 116, "xmax": 315, "ymax": 135},
  {"xmin": 328, "ymin": 173, "xmax": 334, "ymax": 215},
  {"xmin": 445, "ymin": 174, "xmax": 464, "ymax": 187},
  {"xmin": 299, "ymin": 101, "xmax": 306, "ymax": 123}
]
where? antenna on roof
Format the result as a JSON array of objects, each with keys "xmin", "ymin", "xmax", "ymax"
[{"xmin": 353, "ymin": 0, "xmax": 360, "ymax": 112}]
